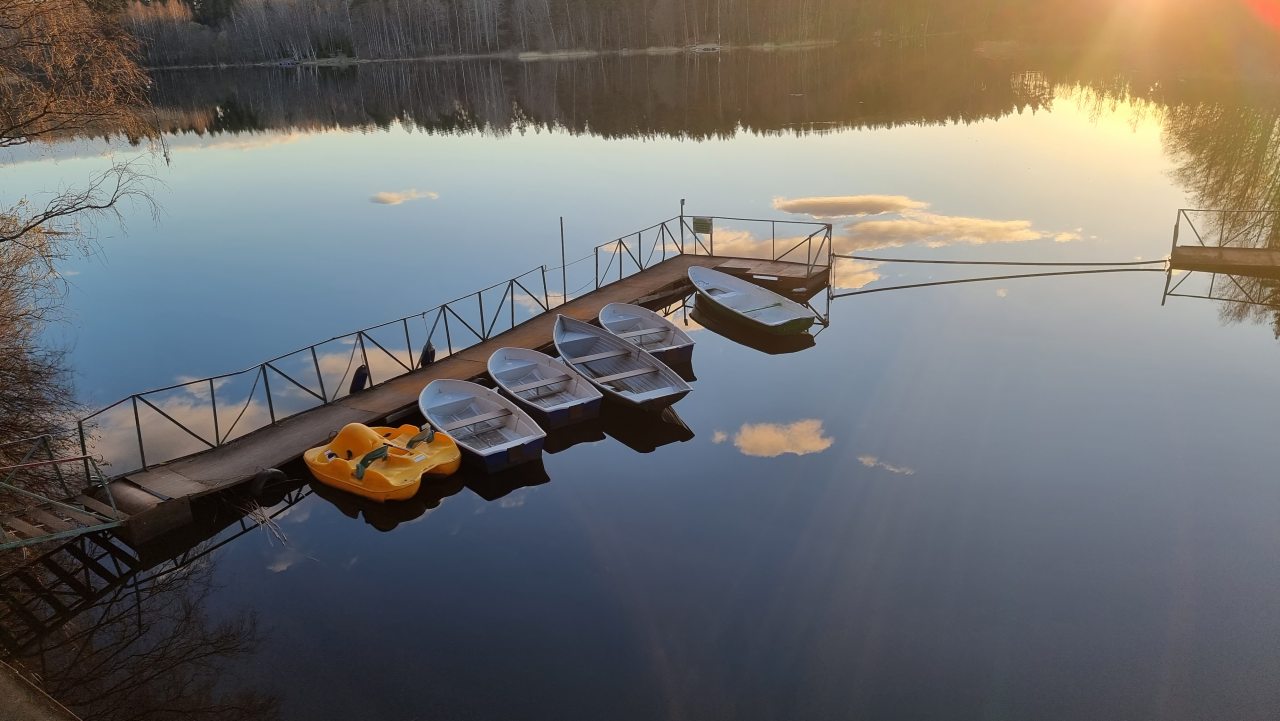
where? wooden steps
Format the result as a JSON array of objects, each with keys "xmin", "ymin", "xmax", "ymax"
[{"xmin": 0, "ymin": 532, "xmax": 140, "ymax": 653}]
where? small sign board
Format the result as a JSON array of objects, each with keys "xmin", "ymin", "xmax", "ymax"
[{"xmin": 692, "ymin": 217, "xmax": 713, "ymax": 234}]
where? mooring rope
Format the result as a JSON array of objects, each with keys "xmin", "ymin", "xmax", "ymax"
[
  {"xmin": 832, "ymin": 267, "xmax": 1167, "ymax": 298},
  {"xmin": 836, "ymin": 254, "xmax": 1170, "ymax": 267}
]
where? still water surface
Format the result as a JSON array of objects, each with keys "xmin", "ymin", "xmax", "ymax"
[{"xmin": 5, "ymin": 43, "xmax": 1280, "ymax": 719}]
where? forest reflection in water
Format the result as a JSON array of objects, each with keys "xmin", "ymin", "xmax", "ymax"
[
  {"xmin": 146, "ymin": 40, "xmax": 1280, "ymax": 144},
  {"xmin": 143, "ymin": 40, "xmax": 1280, "ymax": 228}
]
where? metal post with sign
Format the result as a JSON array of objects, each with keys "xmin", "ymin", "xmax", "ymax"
[{"xmin": 692, "ymin": 217, "xmax": 712, "ymax": 255}]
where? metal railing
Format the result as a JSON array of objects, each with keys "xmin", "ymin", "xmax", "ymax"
[
  {"xmin": 592, "ymin": 213, "xmax": 833, "ymax": 289},
  {"xmin": 1165, "ymin": 209, "xmax": 1280, "ymax": 308},
  {"xmin": 0, "ymin": 434, "xmax": 120, "ymax": 550},
  {"xmin": 1172, "ymin": 208, "xmax": 1280, "ymax": 251},
  {"xmin": 78, "ymin": 265, "xmax": 562, "ymax": 476},
  {"xmin": 75, "ymin": 210, "xmax": 836, "ymax": 481}
]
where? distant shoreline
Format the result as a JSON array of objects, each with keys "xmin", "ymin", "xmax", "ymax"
[{"xmin": 144, "ymin": 39, "xmax": 839, "ymax": 72}]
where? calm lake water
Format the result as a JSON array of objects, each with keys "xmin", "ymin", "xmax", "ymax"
[{"xmin": 5, "ymin": 41, "xmax": 1280, "ymax": 719}]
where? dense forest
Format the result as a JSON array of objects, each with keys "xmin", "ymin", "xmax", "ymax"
[{"xmin": 120, "ymin": 0, "xmax": 1280, "ymax": 67}]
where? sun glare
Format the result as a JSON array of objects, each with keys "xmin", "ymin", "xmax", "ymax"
[{"xmin": 1245, "ymin": 0, "xmax": 1280, "ymax": 29}]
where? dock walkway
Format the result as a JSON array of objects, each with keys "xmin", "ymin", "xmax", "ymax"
[{"xmin": 105, "ymin": 255, "xmax": 826, "ymax": 541}]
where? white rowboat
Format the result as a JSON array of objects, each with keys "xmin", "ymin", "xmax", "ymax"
[
  {"xmin": 418, "ymin": 380, "xmax": 546, "ymax": 472},
  {"xmin": 552, "ymin": 315, "xmax": 692, "ymax": 411},
  {"xmin": 688, "ymin": 266, "xmax": 815, "ymax": 335},
  {"xmin": 487, "ymin": 347, "xmax": 603, "ymax": 428},
  {"xmin": 598, "ymin": 302, "xmax": 695, "ymax": 366}
]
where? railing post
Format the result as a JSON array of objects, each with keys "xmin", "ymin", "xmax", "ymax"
[
  {"xmin": 560, "ymin": 217, "xmax": 568, "ymax": 305},
  {"xmin": 710, "ymin": 223, "xmax": 715, "ymax": 257},
  {"xmin": 477, "ymin": 291, "xmax": 486, "ymax": 340},
  {"xmin": 619, "ymin": 240, "xmax": 624, "ymax": 282},
  {"xmin": 636, "ymin": 232, "xmax": 643, "ymax": 269},
  {"xmin": 261, "ymin": 364, "xmax": 276, "ymax": 423},
  {"xmin": 679, "ymin": 199, "xmax": 685, "ymax": 254},
  {"xmin": 210, "ymin": 378, "xmax": 220, "ymax": 445},
  {"xmin": 594, "ymin": 247, "xmax": 600, "ymax": 290},
  {"xmin": 509, "ymin": 281, "xmax": 515, "ymax": 328},
  {"xmin": 78, "ymin": 420, "xmax": 90, "ymax": 485},
  {"xmin": 403, "ymin": 318, "xmax": 413, "ymax": 369},
  {"xmin": 443, "ymin": 311, "xmax": 453, "ymax": 356},
  {"xmin": 131, "ymin": 396, "xmax": 147, "ymax": 471},
  {"xmin": 772, "ymin": 221, "xmax": 776, "ymax": 260},
  {"xmin": 541, "ymin": 265, "xmax": 550, "ymax": 309},
  {"xmin": 311, "ymin": 345, "xmax": 327, "ymax": 402}
]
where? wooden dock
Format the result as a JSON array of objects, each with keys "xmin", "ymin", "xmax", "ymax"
[
  {"xmin": 1169, "ymin": 246, "xmax": 1280, "ymax": 280},
  {"xmin": 104, "ymin": 255, "xmax": 827, "ymax": 542}
]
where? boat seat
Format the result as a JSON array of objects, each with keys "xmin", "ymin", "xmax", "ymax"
[
  {"xmin": 742, "ymin": 302, "xmax": 782, "ymax": 315},
  {"xmin": 595, "ymin": 367, "xmax": 659, "ymax": 384},
  {"xmin": 565, "ymin": 349, "xmax": 630, "ymax": 364},
  {"xmin": 508, "ymin": 374, "xmax": 571, "ymax": 393},
  {"xmin": 442, "ymin": 409, "xmax": 511, "ymax": 432},
  {"xmin": 616, "ymin": 328, "xmax": 664, "ymax": 339}
]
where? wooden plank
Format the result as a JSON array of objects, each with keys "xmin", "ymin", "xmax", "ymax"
[
  {"xmin": 62, "ymin": 543, "xmax": 118, "ymax": 584},
  {"xmin": 75, "ymin": 495, "xmax": 127, "ymax": 521},
  {"xmin": 24, "ymin": 509, "xmax": 73, "ymax": 533},
  {"xmin": 2, "ymin": 518, "xmax": 43, "ymax": 539},
  {"xmin": 1170, "ymin": 246, "xmax": 1280, "ymax": 280},
  {"xmin": 595, "ymin": 367, "xmax": 659, "ymax": 384},
  {"xmin": 56, "ymin": 505, "xmax": 106, "ymax": 527},
  {"xmin": 566, "ymin": 349, "xmax": 630, "ymax": 364},
  {"xmin": 12, "ymin": 571, "xmax": 68, "ymax": 615},
  {"xmin": 39, "ymin": 558, "xmax": 93, "ymax": 598},
  {"xmin": 89, "ymin": 536, "xmax": 138, "ymax": 570},
  {"xmin": 0, "ymin": 594, "xmax": 43, "ymax": 634},
  {"xmin": 125, "ymin": 467, "xmax": 205, "ymax": 500},
  {"xmin": 441, "ymin": 409, "xmax": 512, "ymax": 432},
  {"xmin": 507, "ymin": 375, "xmax": 571, "ymax": 393}
]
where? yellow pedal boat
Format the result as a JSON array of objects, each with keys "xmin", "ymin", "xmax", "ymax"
[{"xmin": 303, "ymin": 423, "xmax": 462, "ymax": 502}]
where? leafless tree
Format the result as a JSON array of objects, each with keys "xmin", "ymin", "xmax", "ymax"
[{"xmin": 0, "ymin": 0, "xmax": 156, "ymax": 501}]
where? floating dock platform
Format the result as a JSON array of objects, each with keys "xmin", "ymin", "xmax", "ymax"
[{"xmin": 91, "ymin": 254, "xmax": 826, "ymax": 543}]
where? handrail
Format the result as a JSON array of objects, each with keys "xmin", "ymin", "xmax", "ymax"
[{"xmin": 77, "ymin": 263, "xmax": 560, "ymax": 475}]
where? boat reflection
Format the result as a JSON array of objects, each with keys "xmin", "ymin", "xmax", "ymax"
[
  {"xmin": 309, "ymin": 475, "xmax": 466, "ymax": 532},
  {"xmin": 463, "ymin": 458, "xmax": 551, "ymax": 501},
  {"xmin": 544, "ymin": 422, "xmax": 607, "ymax": 454},
  {"xmin": 599, "ymin": 404, "xmax": 694, "ymax": 454},
  {"xmin": 690, "ymin": 298, "xmax": 817, "ymax": 355}
]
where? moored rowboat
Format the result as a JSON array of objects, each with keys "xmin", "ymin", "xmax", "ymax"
[
  {"xmin": 598, "ymin": 302, "xmax": 695, "ymax": 366},
  {"xmin": 688, "ymin": 266, "xmax": 815, "ymax": 335},
  {"xmin": 487, "ymin": 347, "xmax": 603, "ymax": 428},
  {"xmin": 553, "ymin": 315, "xmax": 691, "ymax": 411},
  {"xmin": 418, "ymin": 380, "xmax": 547, "ymax": 472}
]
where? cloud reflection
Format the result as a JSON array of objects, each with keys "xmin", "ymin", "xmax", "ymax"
[
  {"xmin": 843, "ymin": 212, "xmax": 1050, "ymax": 250},
  {"xmin": 369, "ymin": 189, "xmax": 439, "ymax": 205},
  {"xmin": 730, "ymin": 419, "xmax": 833, "ymax": 458},
  {"xmin": 857, "ymin": 454, "xmax": 916, "ymax": 476},
  {"xmin": 773, "ymin": 194, "xmax": 928, "ymax": 218}
]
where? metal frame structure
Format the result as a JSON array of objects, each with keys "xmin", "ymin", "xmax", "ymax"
[
  {"xmin": 0, "ymin": 436, "xmax": 122, "ymax": 552},
  {"xmin": 1163, "ymin": 208, "xmax": 1280, "ymax": 308},
  {"xmin": 592, "ymin": 211, "xmax": 834, "ymax": 323},
  {"xmin": 0, "ymin": 484, "xmax": 311, "ymax": 657}
]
